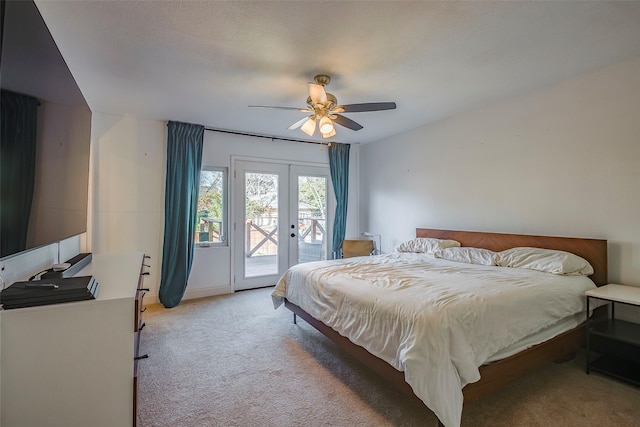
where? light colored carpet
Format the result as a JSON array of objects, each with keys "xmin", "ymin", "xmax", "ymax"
[{"xmin": 137, "ymin": 287, "xmax": 640, "ymax": 427}]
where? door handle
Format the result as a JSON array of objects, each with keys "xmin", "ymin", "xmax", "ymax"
[{"xmin": 291, "ymin": 233, "xmax": 296, "ymax": 238}]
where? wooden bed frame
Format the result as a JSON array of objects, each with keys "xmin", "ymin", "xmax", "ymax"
[{"xmin": 283, "ymin": 228, "xmax": 607, "ymax": 410}]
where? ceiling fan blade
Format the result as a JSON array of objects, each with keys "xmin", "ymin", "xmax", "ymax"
[
  {"xmin": 249, "ymin": 105, "xmax": 309, "ymax": 112},
  {"xmin": 287, "ymin": 116, "xmax": 309, "ymax": 130},
  {"xmin": 308, "ymin": 83, "xmax": 327, "ymax": 105},
  {"xmin": 337, "ymin": 102, "xmax": 397, "ymax": 113},
  {"xmin": 333, "ymin": 114, "xmax": 363, "ymax": 131}
]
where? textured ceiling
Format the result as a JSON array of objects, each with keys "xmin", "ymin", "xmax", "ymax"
[{"xmin": 34, "ymin": 1, "xmax": 640, "ymax": 145}]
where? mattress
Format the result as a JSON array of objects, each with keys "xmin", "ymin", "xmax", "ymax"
[
  {"xmin": 272, "ymin": 253, "xmax": 596, "ymax": 427},
  {"xmin": 486, "ymin": 311, "xmax": 584, "ymax": 362}
]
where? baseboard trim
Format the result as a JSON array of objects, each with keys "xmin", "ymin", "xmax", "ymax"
[
  {"xmin": 184, "ymin": 285, "xmax": 231, "ymax": 301},
  {"xmin": 143, "ymin": 285, "xmax": 231, "ymax": 306}
]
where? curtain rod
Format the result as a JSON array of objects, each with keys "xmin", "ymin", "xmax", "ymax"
[{"xmin": 204, "ymin": 127, "xmax": 333, "ymax": 146}]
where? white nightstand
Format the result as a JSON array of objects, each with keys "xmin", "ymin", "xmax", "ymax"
[{"xmin": 585, "ymin": 284, "xmax": 640, "ymax": 386}]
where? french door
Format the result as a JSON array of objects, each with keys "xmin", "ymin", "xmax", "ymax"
[{"xmin": 233, "ymin": 160, "xmax": 333, "ymax": 291}]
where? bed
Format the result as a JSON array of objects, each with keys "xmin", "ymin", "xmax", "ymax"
[{"xmin": 272, "ymin": 228, "xmax": 607, "ymax": 427}]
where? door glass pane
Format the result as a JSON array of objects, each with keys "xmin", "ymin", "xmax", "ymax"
[
  {"xmin": 245, "ymin": 172, "xmax": 279, "ymax": 277},
  {"xmin": 297, "ymin": 175, "xmax": 327, "ymax": 263}
]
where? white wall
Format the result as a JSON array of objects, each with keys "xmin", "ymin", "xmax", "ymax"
[
  {"xmin": 89, "ymin": 114, "xmax": 166, "ymax": 303},
  {"xmin": 360, "ymin": 58, "xmax": 640, "ymax": 320},
  {"xmin": 89, "ymin": 114, "xmax": 360, "ymax": 303}
]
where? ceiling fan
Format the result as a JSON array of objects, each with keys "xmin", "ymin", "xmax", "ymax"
[{"xmin": 249, "ymin": 74, "xmax": 396, "ymax": 139}]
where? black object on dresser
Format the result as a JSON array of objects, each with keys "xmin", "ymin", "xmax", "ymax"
[
  {"xmin": 0, "ymin": 275, "xmax": 99, "ymax": 309},
  {"xmin": 40, "ymin": 253, "xmax": 93, "ymax": 279}
]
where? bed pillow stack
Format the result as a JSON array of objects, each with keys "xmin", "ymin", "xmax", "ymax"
[{"xmin": 397, "ymin": 240, "xmax": 594, "ymax": 276}]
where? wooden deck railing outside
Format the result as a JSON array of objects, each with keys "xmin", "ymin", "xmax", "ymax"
[{"xmin": 245, "ymin": 217, "xmax": 325, "ymax": 257}]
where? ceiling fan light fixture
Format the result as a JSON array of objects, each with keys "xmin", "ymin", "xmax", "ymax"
[
  {"xmin": 322, "ymin": 128, "xmax": 336, "ymax": 138},
  {"xmin": 300, "ymin": 117, "xmax": 316, "ymax": 136},
  {"xmin": 251, "ymin": 74, "xmax": 395, "ymax": 138},
  {"xmin": 309, "ymin": 83, "xmax": 327, "ymax": 105},
  {"xmin": 319, "ymin": 116, "xmax": 334, "ymax": 134}
]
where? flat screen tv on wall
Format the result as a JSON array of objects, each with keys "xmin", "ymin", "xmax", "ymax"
[{"xmin": 0, "ymin": 0, "xmax": 92, "ymax": 259}]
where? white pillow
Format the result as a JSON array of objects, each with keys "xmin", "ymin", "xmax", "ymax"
[
  {"xmin": 433, "ymin": 247, "xmax": 497, "ymax": 266},
  {"xmin": 496, "ymin": 247, "xmax": 594, "ymax": 276},
  {"xmin": 394, "ymin": 238, "xmax": 460, "ymax": 254}
]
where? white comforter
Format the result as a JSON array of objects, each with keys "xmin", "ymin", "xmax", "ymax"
[{"xmin": 271, "ymin": 253, "xmax": 596, "ymax": 427}]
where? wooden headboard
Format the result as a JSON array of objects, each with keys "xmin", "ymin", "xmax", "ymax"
[{"xmin": 416, "ymin": 228, "xmax": 608, "ymax": 286}]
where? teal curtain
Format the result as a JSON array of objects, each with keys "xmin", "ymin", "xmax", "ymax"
[
  {"xmin": 328, "ymin": 142, "xmax": 350, "ymax": 259},
  {"xmin": 159, "ymin": 121, "xmax": 204, "ymax": 308}
]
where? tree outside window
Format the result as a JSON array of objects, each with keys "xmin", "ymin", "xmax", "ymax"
[{"xmin": 196, "ymin": 168, "xmax": 227, "ymax": 244}]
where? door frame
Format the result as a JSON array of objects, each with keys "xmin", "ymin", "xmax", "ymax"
[
  {"xmin": 230, "ymin": 156, "xmax": 334, "ymax": 292},
  {"xmin": 288, "ymin": 164, "xmax": 334, "ymax": 267}
]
